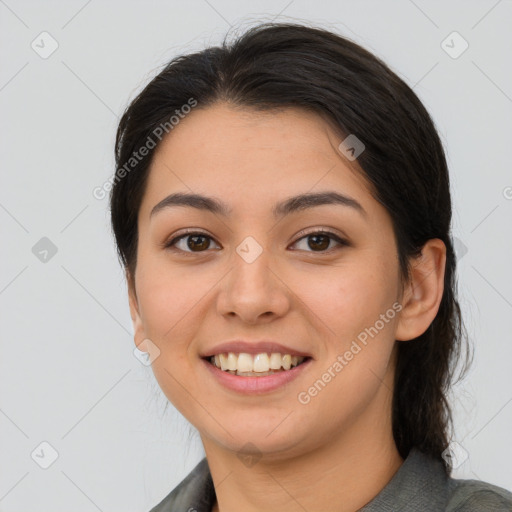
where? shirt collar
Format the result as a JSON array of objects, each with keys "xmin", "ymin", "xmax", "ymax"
[
  {"xmin": 359, "ymin": 447, "xmax": 450, "ymax": 511},
  {"xmin": 153, "ymin": 447, "xmax": 449, "ymax": 512}
]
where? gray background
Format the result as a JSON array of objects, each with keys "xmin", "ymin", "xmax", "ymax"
[{"xmin": 1, "ymin": 0, "xmax": 511, "ymax": 510}]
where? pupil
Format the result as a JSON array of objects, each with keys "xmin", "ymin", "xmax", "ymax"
[
  {"xmin": 188, "ymin": 235, "xmax": 209, "ymax": 251},
  {"xmin": 308, "ymin": 234, "xmax": 329, "ymax": 251}
]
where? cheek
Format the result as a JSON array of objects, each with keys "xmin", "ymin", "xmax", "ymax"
[
  {"xmin": 295, "ymin": 256, "xmax": 397, "ymax": 337},
  {"xmin": 135, "ymin": 262, "xmax": 207, "ymax": 411},
  {"xmin": 136, "ymin": 257, "xmax": 213, "ymax": 341}
]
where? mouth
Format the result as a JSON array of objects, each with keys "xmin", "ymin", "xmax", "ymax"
[{"xmin": 202, "ymin": 352, "xmax": 312, "ymax": 377}]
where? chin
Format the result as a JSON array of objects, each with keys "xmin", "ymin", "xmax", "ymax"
[{"xmin": 204, "ymin": 417, "xmax": 311, "ymax": 455}]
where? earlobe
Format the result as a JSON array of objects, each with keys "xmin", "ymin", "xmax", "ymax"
[
  {"xmin": 126, "ymin": 270, "xmax": 149, "ymax": 352},
  {"xmin": 395, "ymin": 238, "xmax": 446, "ymax": 342}
]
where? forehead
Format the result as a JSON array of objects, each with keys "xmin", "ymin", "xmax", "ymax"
[
  {"xmin": 140, "ymin": 103, "xmax": 375, "ymax": 219},
  {"xmin": 153, "ymin": 102, "xmax": 346, "ymax": 163}
]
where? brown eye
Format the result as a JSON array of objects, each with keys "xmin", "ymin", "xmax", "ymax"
[
  {"xmin": 165, "ymin": 229, "xmax": 347, "ymax": 256},
  {"xmin": 185, "ymin": 234, "xmax": 211, "ymax": 251},
  {"xmin": 166, "ymin": 232, "xmax": 220, "ymax": 254},
  {"xmin": 291, "ymin": 230, "xmax": 347, "ymax": 253},
  {"xmin": 306, "ymin": 233, "xmax": 331, "ymax": 251}
]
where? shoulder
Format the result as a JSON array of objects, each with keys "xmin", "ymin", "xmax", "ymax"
[
  {"xmin": 148, "ymin": 457, "xmax": 215, "ymax": 512},
  {"xmin": 446, "ymin": 476, "xmax": 512, "ymax": 511}
]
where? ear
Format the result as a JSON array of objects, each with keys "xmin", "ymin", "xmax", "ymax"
[
  {"xmin": 395, "ymin": 238, "xmax": 446, "ymax": 342},
  {"xmin": 127, "ymin": 269, "xmax": 150, "ymax": 352}
]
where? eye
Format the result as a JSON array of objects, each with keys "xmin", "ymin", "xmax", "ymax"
[
  {"xmin": 290, "ymin": 229, "xmax": 348, "ymax": 253},
  {"xmin": 165, "ymin": 230, "xmax": 220, "ymax": 254},
  {"xmin": 164, "ymin": 228, "xmax": 348, "ymax": 256}
]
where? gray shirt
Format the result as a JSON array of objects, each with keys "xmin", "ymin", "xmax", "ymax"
[{"xmin": 149, "ymin": 447, "xmax": 512, "ymax": 511}]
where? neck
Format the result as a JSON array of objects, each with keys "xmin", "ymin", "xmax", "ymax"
[{"xmin": 202, "ymin": 389, "xmax": 403, "ymax": 512}]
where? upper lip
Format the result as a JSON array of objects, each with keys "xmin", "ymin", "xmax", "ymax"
[{"xmin": 200, "ymin": 340, "xmax": 312, "ymax": 358}]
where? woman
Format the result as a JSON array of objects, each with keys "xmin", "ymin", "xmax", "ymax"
[{"xmin": 109, "ymin": 22, "xmax": 512, "ymax": 512}]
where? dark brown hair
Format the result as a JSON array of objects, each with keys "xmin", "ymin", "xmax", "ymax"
[{"xmin": 110, "ymin": 22, "xmax": 472, "ymax": 474}]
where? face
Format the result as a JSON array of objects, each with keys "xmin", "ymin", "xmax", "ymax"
[{"xmin": 128, "ymin": 102, "xmax": 406, "ymax": 459}]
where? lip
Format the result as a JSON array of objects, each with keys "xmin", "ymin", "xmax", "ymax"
[
  {"xmin": 200, "ymin": 340, "xmax": 313, "ymax": 358},
  {"xmin": 201, "ymin": 356, "xmax": 313, "ymax": 394}
]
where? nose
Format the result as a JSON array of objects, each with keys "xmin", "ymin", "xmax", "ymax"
[{"xmin": 216, "ymin": 242, "xmax": 291, "ymax": 324}]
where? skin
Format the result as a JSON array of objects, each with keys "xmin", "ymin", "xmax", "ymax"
[{"xmin": 128, "ymin": 102, "xmax": 446, "ymax": 512}]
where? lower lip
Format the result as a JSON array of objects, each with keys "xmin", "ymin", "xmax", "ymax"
[{"xmin": 201, "ymin": 358, "xmax": 313, "ymax": 394}]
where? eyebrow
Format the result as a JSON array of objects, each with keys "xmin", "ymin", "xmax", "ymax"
[{"xmin": 150, "ymin": 191, "xmax": 366, "ymax": 219}]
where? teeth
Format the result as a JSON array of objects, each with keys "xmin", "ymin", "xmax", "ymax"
[
  {"xmin": 219, "ymin": 353, "xmax": 229, "ymax": 371},
  {"xmin": 237, "ymin": 353, "xmax": 253, "ymax": 372},
  {"xmin": 226, "ymin": 352, "xmax": 237, "ymax": 371},
  {"xmin": 209, "ymin": 352, "xmax": 306, "ymax": 374},
  {"xmin": 269, "ymin": 353, "xmax": 282, "ymax": 370},
  {"xmin": 253, "ymin": 353, "xmax": 270, "ymax": 372}
]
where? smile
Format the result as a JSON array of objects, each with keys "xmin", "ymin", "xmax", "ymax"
[
  {"xmin": 202, "ymin": 353, "xmax": 313, "ymax": 394},
  {"xmin": 208, "ymin": 352, "xmax": 307, "ymax": 376}
]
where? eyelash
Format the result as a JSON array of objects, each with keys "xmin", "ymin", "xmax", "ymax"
[{"xmin": 163, "ymin": 228, "xmax": 348, "ymax": 256}]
